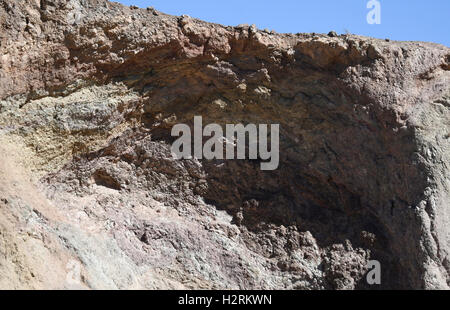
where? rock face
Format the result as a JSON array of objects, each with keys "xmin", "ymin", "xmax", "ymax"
[{"xmin": 0, "ymin": 0, "xmax": 449, "ymax": 290}]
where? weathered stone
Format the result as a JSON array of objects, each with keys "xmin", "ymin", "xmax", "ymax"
[
  {"xmin": 0, "ymin": 0, "xmax": 449, "ymax": 290},
  {"xmin": 328, "ymin": 31, "xmax": 338, "ymax": 37}
]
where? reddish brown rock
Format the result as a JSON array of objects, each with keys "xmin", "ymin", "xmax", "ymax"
[{"xmin": 0, "ymin": 0, "xmax": 449, "ymax": 289}]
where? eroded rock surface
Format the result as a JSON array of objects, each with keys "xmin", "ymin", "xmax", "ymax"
[{"xmin": 0, "ymin": 0, "xmax": 449, "ymax": 289}]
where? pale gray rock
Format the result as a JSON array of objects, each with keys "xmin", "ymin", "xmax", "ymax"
[{"xmin": 0, "ymin": 0, "xmax": 449, "ymax": 290}]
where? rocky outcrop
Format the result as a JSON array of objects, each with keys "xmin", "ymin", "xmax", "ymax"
[{"xmin": 0, "ymin": 0, "xmax": 449, "ymax": 289}]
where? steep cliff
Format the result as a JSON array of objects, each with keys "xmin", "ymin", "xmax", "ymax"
[{"xmin": 0, "ymin": 0, "xmax": 449, "ymax": 289}]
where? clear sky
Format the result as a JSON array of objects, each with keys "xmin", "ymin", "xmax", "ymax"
[{"xmin": 115, "ymin": 0, "xmax": 449, "ymax": 47}]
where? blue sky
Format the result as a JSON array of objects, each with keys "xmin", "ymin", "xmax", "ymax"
[{"xmin": 115, "ymin": 0, "xmax": 449, "ymax": 47}]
